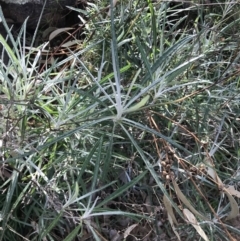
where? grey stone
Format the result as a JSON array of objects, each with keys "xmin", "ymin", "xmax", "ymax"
[{"xmin": 0, "ymin": 0, "xmax": 76, "ymax": 28}]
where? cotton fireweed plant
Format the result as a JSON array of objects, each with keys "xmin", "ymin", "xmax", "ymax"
[
  {"xmin": 0, "ymin": 4, "xmax": 151, "ymax": 240},
  {"xmin": 0, "ymin": 2, "xmax": 206, "ymax": 240},
  {"xmin": 1, "ymin": 0, "xmax": 240, "ymax": 240},
  {"xmin": 78, "ymin": 0, "xmax": 213, "ymax": 227},
  {"xmin": 83, "ymin": 1, "xmax": 240, "ymax": 240}
]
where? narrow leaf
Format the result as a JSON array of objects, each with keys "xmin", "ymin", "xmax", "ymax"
[
  {"xmin": 205, "ymin": 158, "xmax": 223, "ymax": 188},
  {"xmin": 121, "ymin": 124, "xmax": 185, "ymax": 220},
  {"xmin": 124, "ymin": 95, "xmax": 150, "ymax": 113},
  {"xmin": 49, "ymin": 27, "xmax": 73, "ymax": 41},
  {"xmin": 183, "ymin": 209, "xmax": 209, "ymax": 241},
  {"xmin": 223, "ymin": 188, "xmax": 239, "ymax": 221},
  {"xmin": 123, "ymin": 224, "xmax": 138, "ymax": 238},
  {"xmin": 40, "ymin": 211, "xmax": 63, "ymax": 240},
  {"xmin": 163, "ymin": 194, "xmax": 178, "ymax": 225},
  {"xmin": 168, "ymin": 213, "xmax": 181, "ymax": 241},
  {"xmin": 96, "ymin": 170, "xmax": 147, "ymax": 208},
  {"xmin": 225, "ymin": 186, "xmax": 240, "ymax": 198},
  {"xmin": 173, "ymin": 180, "xmax": 207, "ymax": 221},
  {"xmin": 63, "ymin": 224, "xmax": 82, "ymax": 241}
]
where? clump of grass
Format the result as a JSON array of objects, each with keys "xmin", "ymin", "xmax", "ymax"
[{"xmin": 0, "ymin": 0, "xmax": 240, "ymax": 240}]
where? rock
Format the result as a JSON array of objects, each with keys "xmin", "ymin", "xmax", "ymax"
[{"xmin": 0, "ymin": 0, "xmax": 76, "ymax": 28}]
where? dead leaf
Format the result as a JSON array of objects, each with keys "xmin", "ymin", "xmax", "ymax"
[
  {"xmin": 163, "ymin": 194, "xmax": 178, "ymax": 225},
  {"xmin": 183, "ymin": 208, "xmax": 209, "ymax": 241},
  {"xmin": 123, "ymin": 224, "xmax": 138, "ymax": 238},
  {"xmin": 167, "ymin": 211, "xmax": 181, "ymax": 241},
  {"xmin": 173, "ymin": 180, "xmax": 207, "ymax": 221},
  {"xmin": 110, "ymin": 229, "xmax": 121, "ymax": 241},
  {"xmin": 61, "ymin": 40, "xmax": 82, "ymax": 48},
  {"xmin": 225, "ymin": 185, "xmax": 240, "ymax": 198},
  {"xmin": 42, "ymin": 27, "xmax": 57, "ymax": 39},
  {"xmin": 205, "ymin": 158, "xmax": 223, "ymax": 188},
  {"xmin": 223, "ymin": 188, "xmax": 239, "ymax": 221},
  {"xmin": 49, "ymin": 27, "xmax": 74, "ymax": 41}
]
